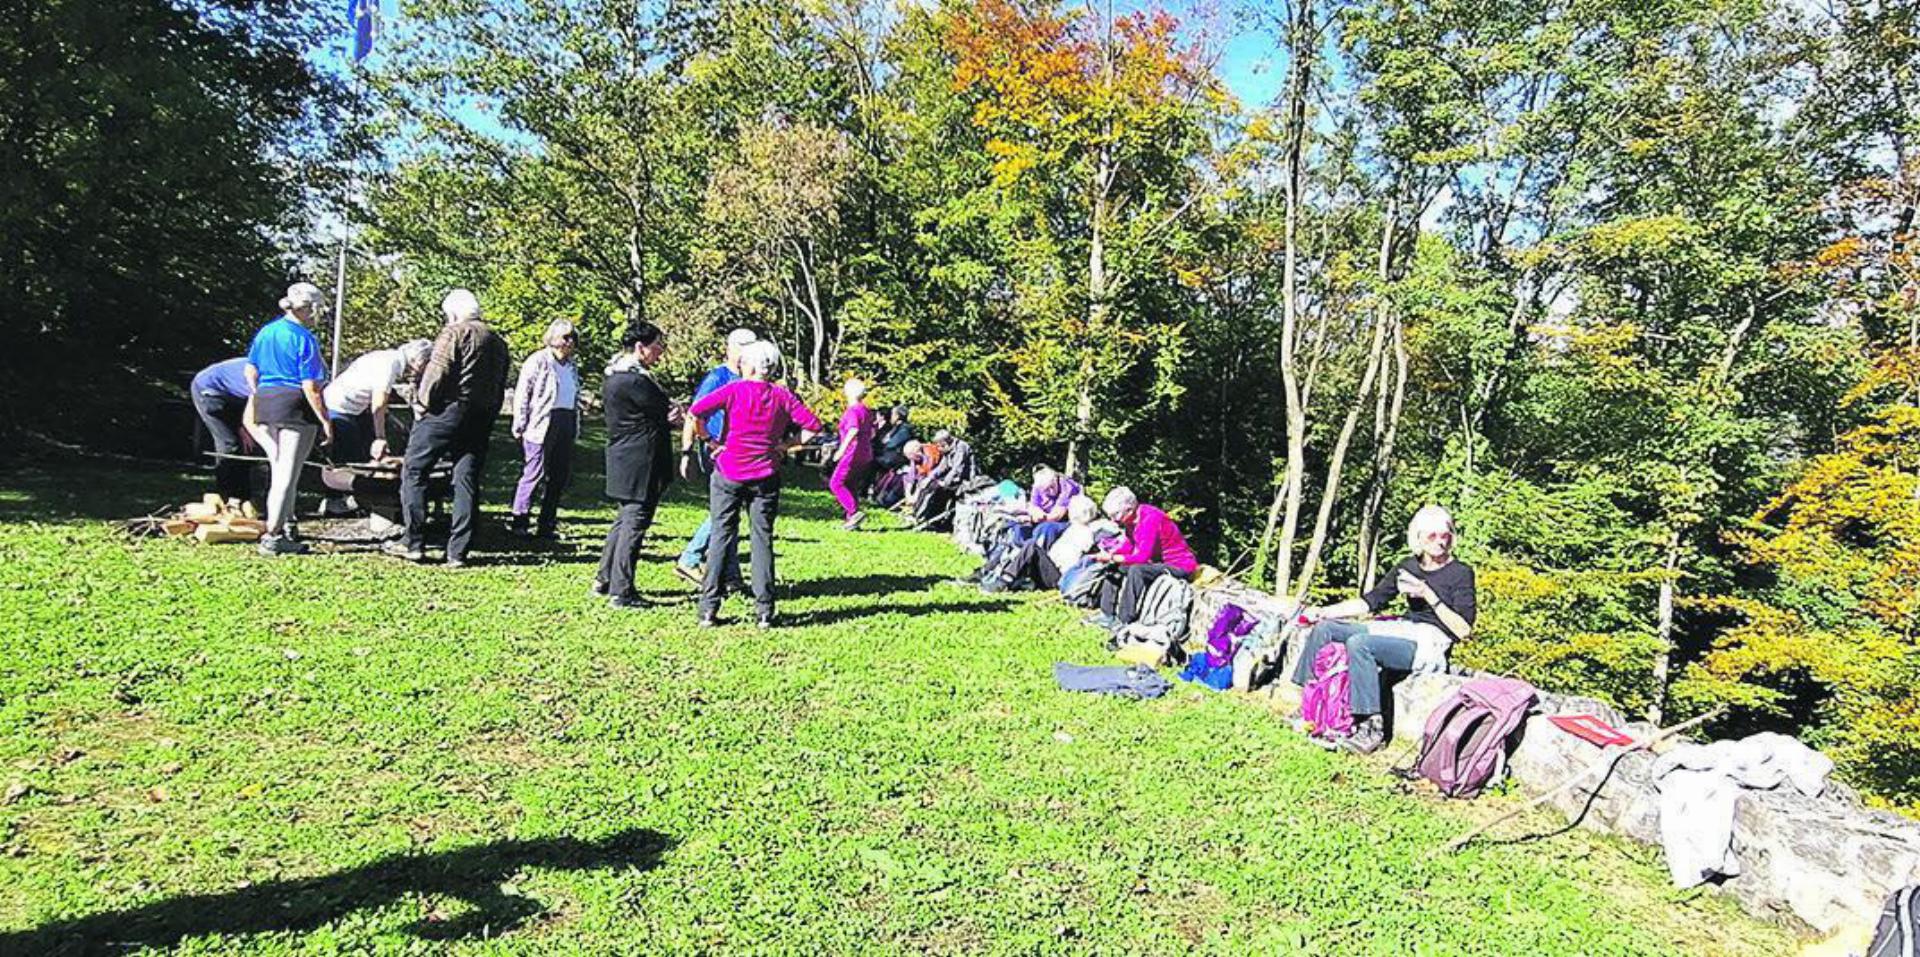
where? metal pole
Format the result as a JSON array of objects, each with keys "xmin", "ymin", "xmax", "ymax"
[{"xmin": 330, "ymin": 66, "xmax": 360, "ymax": 377}]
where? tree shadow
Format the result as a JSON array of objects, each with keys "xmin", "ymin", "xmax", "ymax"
[
  {"xmin": 779, "ymin": 597, "xmax": 1015, "ymax": 628},
  {"xmin": 1, "ymin": 828, "xmax": 674, "ymax": 955}
]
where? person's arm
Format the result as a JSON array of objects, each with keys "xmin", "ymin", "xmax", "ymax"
[
  {"xmin": 511, "ymin": 354, "xmax": 538, "ymax": 438},
  {"xmin": 1309, "ymin": 567, "xmax": 1401, "ymax": 620},
  {"xmin": 302, "ymin": 379, "xmax": 332, "ymax": 445},
  {"xmin": 368, "ymin": 368, "xmax": 395, "ymax": 458},
  {"xmin": 242, "ymin": 362, "xmax": 261, "ymax": 432},
  {"xmin": 790, "ymin": 394, "xmax": 824, "ymax": 445},
  {"xmin": 1404, "ymin": 567, "xmax": 1476, "ymax": 640},
  {"xmin": 415, "ymin": 326, "xmax": 456, "ymax": 412}
]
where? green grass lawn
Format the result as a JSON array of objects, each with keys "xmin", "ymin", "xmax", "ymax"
[{"xmin": 0, "ymin": 434, "xmax": 1796, "ymax": 955}]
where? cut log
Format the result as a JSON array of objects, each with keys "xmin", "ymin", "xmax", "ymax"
[
  {"xmin": 194, "ymin": 524, "xmax": 261, "ymax": 545},
  {"xmin": 225, "ymin": 517, "xmax": 266, "ymax": 533},
  {"xmin": 161, "ymin": 520, "xmax": 197, "ymax": 537},
  {"xmin": 183, "ymin": 502, "xmax": 221, "ymax": 521},
  {"xmin": 201, "ymin": 493, "xmax": 224, "ymax": 509}
]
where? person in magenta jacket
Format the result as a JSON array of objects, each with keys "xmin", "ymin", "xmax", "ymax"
[
  {"xmin": 1084, "ymin": 486, "xmax": 1198, "ymax": 631},
  {"xmin": 686, "ymin": 341, "xmax": 824, "ymax": 629},
  {"xmin": 828, "ymin": 378, "xmax": 875, "ymax": 530}
]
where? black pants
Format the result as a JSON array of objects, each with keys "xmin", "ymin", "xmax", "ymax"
[
  {"xmin": 1100, "ymin": 563, "xmax": 1190, "ymax": 624},
  {"xmin": 402, "ymin": 403, "xmax": 491, "ymax": 562},
  {"xmin": 913, "ymin": 483, "xmax": 955, "ymax": 529},
  {"xmin": 596, "ymin": 494, "xmax": 661, "ymax": 601},
  {"xmin": 701, "ymin": 471, "xmax": 780, "ymax": 618},
  {"xmin": 1005, "ymin": 541, "xmax": 1063, "ymax": 590},
  {"xmin": 192, "ymin": 391, "xmax": 250, "ymax": 502},
  {"xmin": 329, "ymin": 411, "xmax": 375, "ymax": 464}
]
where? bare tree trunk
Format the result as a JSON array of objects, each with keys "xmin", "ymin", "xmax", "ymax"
[
  {"xmin": 1293, "ymin": 314, "xmax": 1389, "ymax": 603},
  {"xmin": 1293, "ymin": 212, "xmax": 1397, "ymax": 602},
  {"xmin": 1648, "ymin": 528, "xmax": 1684, "ymax": 723},
  {"xmin": 1069, "ymin": 144, "xmax": 1115, "ymax": 479},
  {"xmin": 1356, "ymin": 316, "xmax": 1409, "ymax": 590},
  {"xmin": 1270, "ymin": 0, "xmax": 1316, "ymax": 598}
]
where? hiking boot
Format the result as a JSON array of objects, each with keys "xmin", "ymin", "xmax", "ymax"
[
  {"xmin": 591, "ymin": 579, "xmax": 610, "ymax": 597},
  {"xmin": 445, "ymin": 557, "xmax": 468, "ymax": 569},
  {"xmin": 508, "ymin": 515, "xmax": 532, "ymax": 537},
  {"xmin": 757, "ymin": 612, "xmax": 776, "ymax": 630},
  {"xmin": 1082, "ymin": 612, "xmax": 1119, "ymax": 631},
  {"xmin": 319, "ymin": 496, "xmax": 355, "ymax": 518},
  {"xmin": 842, "ymin": 511, "xmax": 866, "ymax": 531},
  {"xmin": 382, "ymin": 541, "xmax": 425, "ymax": 562},
  {"xmin": 1339, "ymin": 716, "xmax": 1387, "ymax": 755},
  {"xmin": 257, "ymin": 534, "xmax": 307, "ymax": 557},
  {"xmin": 979, "ymin": 576, "xmax": 1008, "ymax": 594},
  {"xmin": 533, "ymin": 526, "xmax": 559, "ymax": 541},
  {"xmin": 609, "ymin": 594, "xmax": 647, "ymax": 610},
  {"xmin": 697, "ymin": 613, "xmax": 719, "ymax": 628}
]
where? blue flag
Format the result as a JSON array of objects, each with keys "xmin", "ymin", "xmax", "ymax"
[{"xmin": 350, "ymin": 0, "xmax": 376, "ymax": 63}]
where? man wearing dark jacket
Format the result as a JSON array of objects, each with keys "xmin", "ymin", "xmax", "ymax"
[
  {"xmin": 389, "ymin": 288, "xmax": 511, "ymax": 567},
  {"xmin": 594, "ymin": 323, "xmax": 675, "ymax": 608}
]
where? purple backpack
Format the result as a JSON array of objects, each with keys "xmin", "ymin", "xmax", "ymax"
[
  {"xmin": 1411, "ymin": 677, "xmax": 1537, "ymax": 798},
  {"xmin": 1299, "ymin": 643, "xmax": 1353, "ymax": 738}
]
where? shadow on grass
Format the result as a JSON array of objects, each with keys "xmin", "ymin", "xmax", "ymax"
[
  {"xmin": 779, "ymin": 597, "xmax": 1014, "ymax": 628},
  {"xmin": 1, "ymin": 828, "xmax": 674, "ymax": 956},
  {"xmin": 786, "ymin": 573, "xmax": 951, "ymax": 599}
]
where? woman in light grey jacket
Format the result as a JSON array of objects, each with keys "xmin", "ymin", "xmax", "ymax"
[{"xmin": 509, "ymin": 320, "xmax": 581, "ymax": 537}]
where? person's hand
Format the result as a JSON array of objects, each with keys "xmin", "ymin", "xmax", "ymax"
[
  {"xmin": 679, "ymin": 449, "xmax": 695, "ymax": 482},
  {"xmin": 319, "ymin": 421, "xmax": 335, "ymax": 447},
  {"xmin": 1403, "ymin": 578, "xmax": 1436, "ymax": 603},
  {"xmin": 369, "ymin": 438, "xmax": 388, "ymax": 461}
]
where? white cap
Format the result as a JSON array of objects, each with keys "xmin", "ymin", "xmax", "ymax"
[{"xmin": 726, "ymin": 328, "xmax": 758, "ymax": 349}]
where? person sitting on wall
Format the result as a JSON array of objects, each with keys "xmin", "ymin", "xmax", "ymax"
[
  {"xmin": 1289, "ymin": 504, "xmax": 1478, "ymax": 755},
  {"xmin": 983, "ymin": 493, "xmax": 1116, "ymax": 594},
  {"xmin": 911, "ymin": 429, "xmax": 976, "ymax": 529},
  {"xmin": 1009, "ymin": 465, "xmax": 1080, "ymax": 548},
  {"xmin": 1082, "ymin": 487, "xmax": 1197, "ymax": 632}
]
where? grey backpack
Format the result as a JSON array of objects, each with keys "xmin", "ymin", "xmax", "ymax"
[{"xmin": 1870, "ymin": 885, "xmax": 1919, "ymax": 957}]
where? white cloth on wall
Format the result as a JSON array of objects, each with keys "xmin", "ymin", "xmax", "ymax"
[{"xmin": 1652, "ymin": 731, "xmax": 1833, "ymax": 888}]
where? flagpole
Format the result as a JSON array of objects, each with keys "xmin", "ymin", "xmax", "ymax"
[{"xmin": 334, "ymin": 0, "xmax": 373, "ymax": 376}]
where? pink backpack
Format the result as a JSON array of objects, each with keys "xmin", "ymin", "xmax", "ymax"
[
  {"xmin": 1410, "ymin": 677, "xmax": 1537, "ymax": 798},
  {"xmin": 1299, "ymin": 643, "xmax": 1353, "ymax": 738}
]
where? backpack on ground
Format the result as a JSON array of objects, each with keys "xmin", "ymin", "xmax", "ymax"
[
  {"xmin": 1868, "ymin": 884, "xmax": 1918, "ymax": 957},
  {"xmin": 1299, "ymin": 642, "xmax": 1353, "ymax": 739},
  {"xmin": 1408, "ymin": 677, "xmax": 1538, "ymax": 799},
  {"xmin": 1059, "ymin": 558, "xmax": 1111, "ymax": 607}
]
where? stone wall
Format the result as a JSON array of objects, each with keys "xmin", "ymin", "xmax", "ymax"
[{"xmin": 1187, "ymin": 574, "xmax": 1920, "ymax": 936}]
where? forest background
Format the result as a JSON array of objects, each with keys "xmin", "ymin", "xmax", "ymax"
[{"xmin": 3, "ymin": 0, "xmax": 1917, "ymax": 810}]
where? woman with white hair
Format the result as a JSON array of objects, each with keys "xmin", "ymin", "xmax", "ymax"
[
  {"xmin": 827, "ymin": 378, "xmax": 876, "ymax": 530},
  {"xmin": 243, "ymin": 282, "xmax": 331, "ymax": 556},
  {"xmin": 1085, "ymin": 486, "xmax": 1198, "ymax": 631},
  {"xmin": 983, "ymin": 493, "xmax": 1115, "ymax": 593},
  {"xmin": 685, "ymin": 340, "xmax": 823, "ymax": 628},
  {"xmin": 509, "ymin": 319, "xmax": 583, "ymax": 538},
  {"xmin": 1291, "ymin": 504, "xmax": 1478, "ymax": 754}
]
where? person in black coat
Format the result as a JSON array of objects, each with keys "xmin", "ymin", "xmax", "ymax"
[{"xmin": 594, "ymin": 323, "xmax": 674, "ymax": 609}]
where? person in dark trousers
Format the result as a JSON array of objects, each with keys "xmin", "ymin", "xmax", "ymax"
[
  {"xmin": 388, "ymin": 288, "xmax": 510, "ymax": 567},
  {"xmin": 1291, "ymin": 504, "xmax": 1477, "ymax": 754},
  {"xmin": 189, "ymin": 356, "xmax": 254, "ymax": 503},
  {"xmin": 1084, "ymin": 486, "xmax": 1198, "ymax": 630},
  {"xmin": 911, "ymin": 428, "xmax": 976, "ymax": 529},
  {"xmin": 593, "ymin": 323, "xmax": 674, "ymax": 609},
  {"xmin": 685, "ymin": 340, "xmax": 823, "ymax": 629}
]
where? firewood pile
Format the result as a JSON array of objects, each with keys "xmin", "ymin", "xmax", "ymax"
[{"xmin": 124, "ymin": 494, "xmax": 268, "ymax": 544}]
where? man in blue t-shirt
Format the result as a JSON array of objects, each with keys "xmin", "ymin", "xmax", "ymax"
[
  {"xmin": 673, "ymin": 327, "xmax": 758, "ymax": 584},
  {"xmin": 190, "ymin": 357, "xmax": 255, "ymax": 502}
]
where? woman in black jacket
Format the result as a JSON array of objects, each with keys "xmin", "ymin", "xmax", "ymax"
[{"xmin": 594, "ymin": 323, "xmax": 674, "ymax": 609}]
